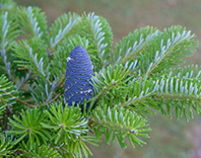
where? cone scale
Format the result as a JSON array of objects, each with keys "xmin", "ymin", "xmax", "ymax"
[{"xmin": 64, "ymin": 46, "xmax": 93, "ymax": 107}]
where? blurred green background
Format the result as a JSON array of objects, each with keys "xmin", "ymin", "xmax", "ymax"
[{"xmin": 16, "ymin": 0, "xmax": 201, "ymax": 157}]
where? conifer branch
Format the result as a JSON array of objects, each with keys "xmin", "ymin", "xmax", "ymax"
[
  {"xmin": 49, "ymin": 13, "xmax": 81, "ymax": 51},
  {"xmin": 0, "ymin": 12, "xmax": 19, "ymax": 78},
  {"xmin": 92, "ymin": 107, "xmax": 151, "ymax": 148},
  {"xmin": 144, "ymin": 28, "xmax": 197, "ymax": 77},
  {"xmin": 17, "ymin": 7, "xmax": 47, "ymax": 40},
  {"xmin": 87, "ymin": 13, "xmax": 113, "ymax": 66},
  {"xmin": 112, "ymin": 26, "xmax": 158, "ymax": 65},
  {"xmin": 0, "ymin": 1, "xmax": 201, "ymax": 157}
]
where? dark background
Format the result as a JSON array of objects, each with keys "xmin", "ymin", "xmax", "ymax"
[{"xmin": 16, "ymin": 0, "xmax": 201, "ymax": 157}]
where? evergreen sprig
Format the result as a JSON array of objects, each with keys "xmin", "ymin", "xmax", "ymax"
[
  {"xmin": 140, "ymin": 26, "xmax": 198, "ymax": 77},
  {"xmin": 87, "ymin": 13, "xmax": 113, "ymax": 66},
  {"xmin": 7, "ymin": 107, "xmax": 49, "ymax": 146},
  {"xmin": 0, "ymin": 0, "xmax": 200, "ymax": 157},
  {"xmin": 49, "ymin": 13, "xmax": 81, "ymax": 50},
  {"xmin": 19, "ymin": 142, "xmax": 61, "ymax": 158},
  {"xmin": 0, "ymin": 74, "xmax": 18, "ymax": 105},
  {"xmin": 17, "ymin": 6, "xmax": 48, "ymax": 40},
  {"xmin": 0, "ymin": 135, "xmax": 14, "ymax": 157},
  {"xmin": 13, "ymin": 38, "xmax": 49, "ymax": 78},
  {"xmin": 41, "ymin": 104, "xmax": 88, "ymax": 144},
  {"xmin": 112, "ymin": 26, "xmax": 158, "ymax": 65},
  {"xmin": 92, "ymin": 107, "xmax": 151, "ymax": 148},
  {"xmin": 0, "ymin": 11, "xmax": 20, "ymax": 78}
]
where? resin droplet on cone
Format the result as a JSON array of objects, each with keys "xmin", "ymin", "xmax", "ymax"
[{"xmin": 64, "ymin": 46, "xmax": 93, "ymax": 106}]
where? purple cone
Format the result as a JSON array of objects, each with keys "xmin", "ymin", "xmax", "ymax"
[{"xmin": 64, "ymin": 46, "xmax": 93, "ymax": 107}]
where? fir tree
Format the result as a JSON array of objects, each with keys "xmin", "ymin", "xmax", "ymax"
[{"xmin": 0, "ymin": 0, "xmax": 200, "ymax": 157}]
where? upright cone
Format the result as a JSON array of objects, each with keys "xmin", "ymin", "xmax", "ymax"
[{"xmin": 64, "ymin": 46, "xmax": 93, "ymax": 107}]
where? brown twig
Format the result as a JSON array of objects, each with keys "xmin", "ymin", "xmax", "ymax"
[
  {"xmin": 2, "ymin": 90, "xmax": 37, "ymax": 107},
  {"xmin": 18, "ymin": 67, "xmax": 31, "ymax": 73},
  {"xmin": 42, "ymin": 92, "xmax": 62, "ymax": 106},
  {"xmin": 2, "ymin": 90, "xmax": 63, "ymax": 107}
]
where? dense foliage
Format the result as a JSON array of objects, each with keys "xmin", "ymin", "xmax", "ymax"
[{"xmin": 0, "ymin": 0, "xmax": 200, "ymax": 157}]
